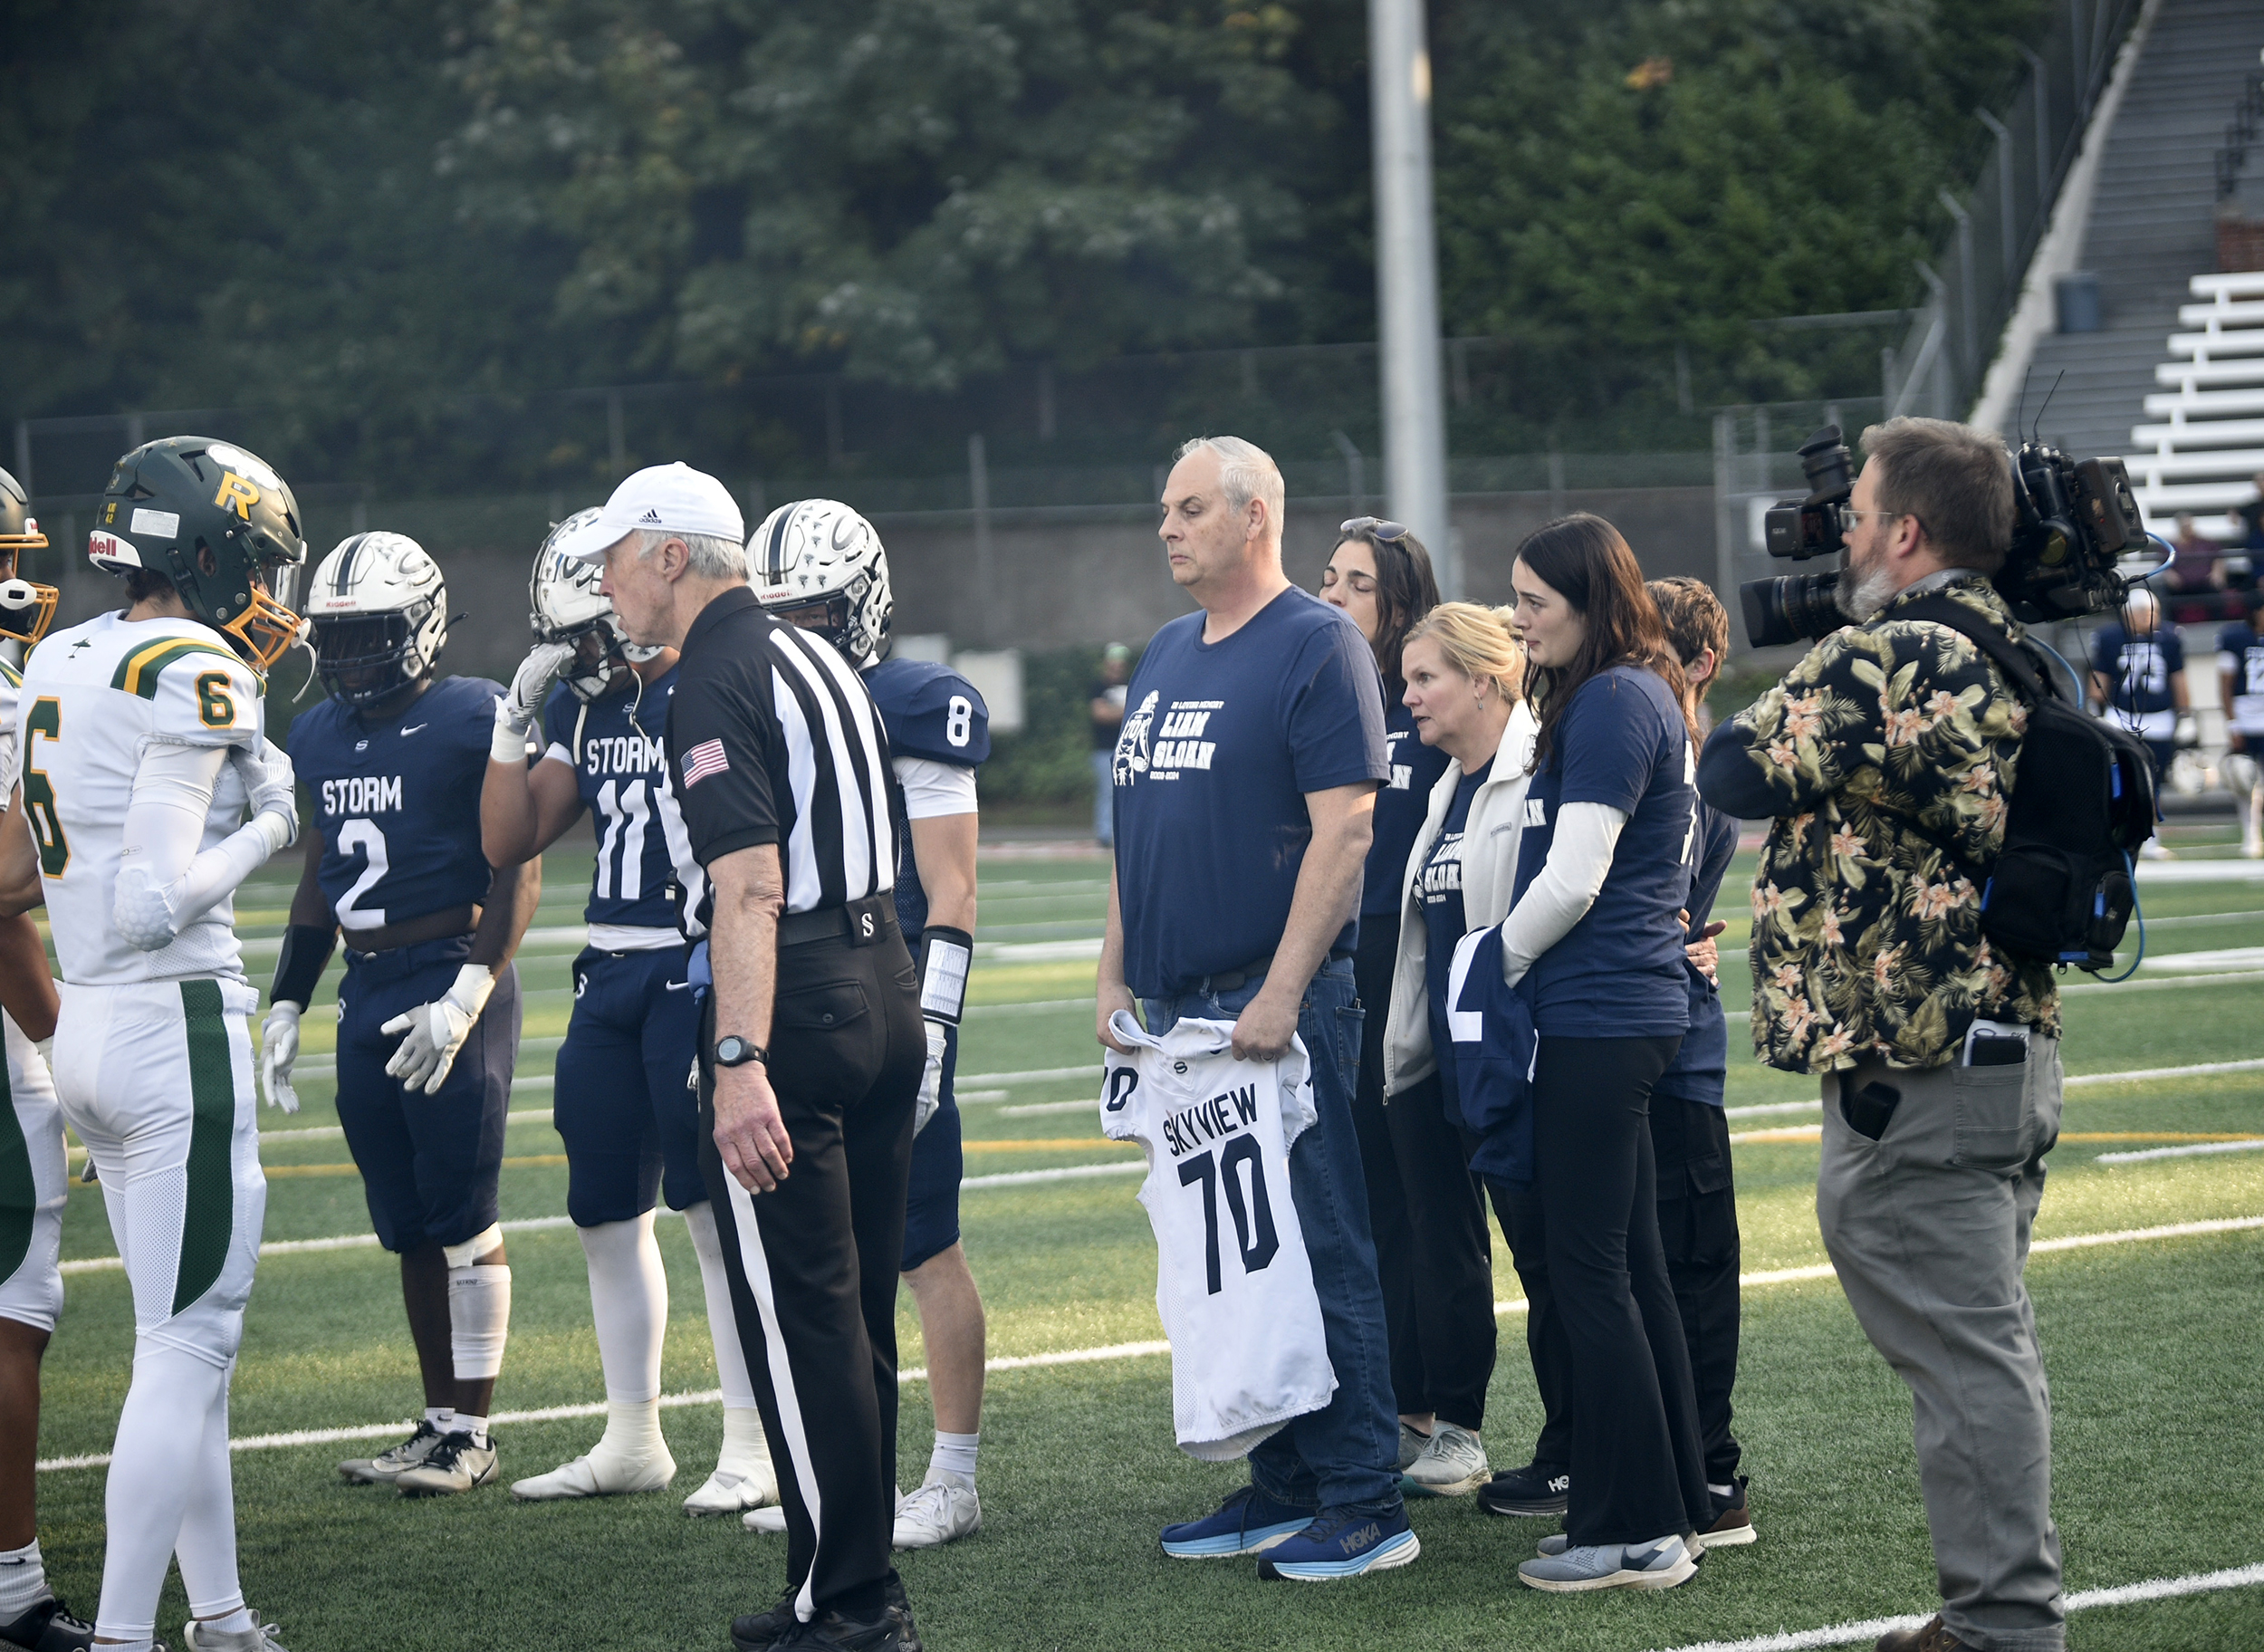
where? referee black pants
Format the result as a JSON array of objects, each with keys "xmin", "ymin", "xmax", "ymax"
[{"xmin": 699, "ymin": 922, "xmax": 924, "ymax": 1623}]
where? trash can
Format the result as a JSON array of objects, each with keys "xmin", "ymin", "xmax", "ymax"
[{"xmin": 2055, "ymin": 271, "xmax": 2101, "ymax": 333}]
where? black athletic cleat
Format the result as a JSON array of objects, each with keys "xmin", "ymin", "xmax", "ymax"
[
  {"xmin": 771, "ymin": 1605, "xmax": 916, "ymax": 1651},
  {"xmin": 734, "ymin": 1579, "xmax": 918, "ymax": 1652},
  {"xmin": 1476, "ymin": 1460, "xmax": 1570, "ymax": 1517},
  {"xmin": 0, "ymin": 1596, "xmax": 96, "ymax": 1652}
]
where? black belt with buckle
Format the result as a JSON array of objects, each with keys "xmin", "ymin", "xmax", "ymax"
[
  {"xmin": 777, "ymin": 893, "xmax": 897, "ymax": 949},
  {"xmin": 1193, "ymin": 947, "xmax": 1351, "ymax": 995}
]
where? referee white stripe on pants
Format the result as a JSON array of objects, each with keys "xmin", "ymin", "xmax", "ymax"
[{"xmin": 699, "ymin": 915, "xmax": 925, "ymax": 1623}]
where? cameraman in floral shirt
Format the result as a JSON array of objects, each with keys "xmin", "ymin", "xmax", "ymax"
[{"xmin": 1698, "ymin": 418, "xmax": 2067, "ymax": 1652}]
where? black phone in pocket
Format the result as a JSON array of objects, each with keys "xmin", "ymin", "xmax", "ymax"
[{"xmin": 1840, "ymin": 1080, "xmax": 1901, "ymax": 1143}]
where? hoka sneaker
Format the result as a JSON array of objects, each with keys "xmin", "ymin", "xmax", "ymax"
[
  {"xmin": 337, "ymin": 1420, "xmax": 445, "ymax": 1484},
  {"xmin": 733, "ymin": 1579, "xmax": 920, "ymax": 1652},
  {"xmin": 1694, "ymin": 1478, "xmax": 1755, "ymax": 1550},
  {"xmin": 1400, "ymin": 1421, "xmax": 1489, "ymax": 1497},
  {"xmin": 1518, "ymin": 1532, "xmax": 1696, "ymax": 1592},
  {"xmin": 181, "ymin": 1617, "xmax": 293, "ymax": 1652},
  {"xmin": 1158, "ymin": 1484, "xmax": 1314, "ymax": 1558},
  {"xmin": 1255, "ymin": 1505, "xmax": 1420, "ymax": 1580},
  {"xmin": 891, "ymin": 1468, "xmax": 980, "ymax": 1549},
  {"xmin": 1394, "ymin": 1422, "xmax": 1428, "ymax": 1473},
  {"xmin": 0, "ymin": 1595, "xmax": 94, "ymax": 1652},
  {"xmin": 1476, "ymin": 1459, "xmax": 1569, "ymax": 1517},
  {"xmin": 393, "ymin": 1431, "xmax": 498, "ymax": 1496},
  {"xmin": 510, "ymin": 1442, "xmax": 676, "ymax": 1500}
]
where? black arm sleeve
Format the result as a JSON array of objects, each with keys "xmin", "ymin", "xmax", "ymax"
[{"xmin": 272, "ymin": 924, "xmax": 336, "ymax": 1009}]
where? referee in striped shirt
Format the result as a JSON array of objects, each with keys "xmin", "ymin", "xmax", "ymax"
[{"xmin": 577, "ymin": 464, "xmax": 926, "ymax": 1652}]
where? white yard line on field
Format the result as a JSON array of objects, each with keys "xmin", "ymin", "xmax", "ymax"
[
  {"xmin": 2096, "ymin": 1139, "xmax": 2264, "ymax": 1164},
  {"xmin": 1639, "ymin": 1561, "xmax": 2264, "ymax": 1652},
  {"xmin": 38, "ymin": 1215, "xmax": 2260, "ymax": 1473}
]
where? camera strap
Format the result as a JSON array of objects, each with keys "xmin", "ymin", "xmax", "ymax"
[{"xmin": 1891, "ymin": 596, "xmax": 2055, "ymax": 708}]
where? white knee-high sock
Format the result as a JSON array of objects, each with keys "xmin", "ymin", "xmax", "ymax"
[
  {"xmin": 173, "ymin": 1358, "xmax": 245, "ymax": 1621},
  {"xmin": 95, "ymin": 1341, "xmax": 232, "ymax": 1643},
  {"xmin": 580, "ymin": 1214, "xmax": 667, "ymax": 1461},
  {"xmin": 682, "ymin": 1201, "xmax": 755, "ymax": 1409},
  {"xmin": 0, "ymin": 1540, "xmax": 50, "ymax": 1620}
]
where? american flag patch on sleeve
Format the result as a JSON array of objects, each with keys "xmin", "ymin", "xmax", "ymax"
[{"xmin": 681, "ymin": 737, "xmax": 730, "ymax": 788}]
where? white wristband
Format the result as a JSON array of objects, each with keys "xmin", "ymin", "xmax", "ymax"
[{"xmin": 490, "ymin": 706, "xmax": 534, "ymax": 766}]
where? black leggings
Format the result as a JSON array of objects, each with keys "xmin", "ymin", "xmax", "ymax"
[
  {"xmin": 1530, "ymin": 1034, "xmax": 1712, "ymax": 1546},
  {"xmin": 1349, "ymin": 918, "xmax": 1496, "ymax": 1426}
]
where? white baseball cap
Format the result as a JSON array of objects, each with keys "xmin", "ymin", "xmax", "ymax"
[{"xmin": 567, "ymin": 462, "xmax": 745, "ymax": 558}]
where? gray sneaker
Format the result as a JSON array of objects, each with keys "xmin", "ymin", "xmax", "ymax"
[
  {"xmin": 338, "ymin": 1420, "xmax": 444, "ymax": 1484},
  {"xmin": 181, "ymin": 1615, "xmax": 293, "ymax": 1652},
  {"xmin": 1393, "ymin": 1423, "xmax": 1428, "ymax": 1473},
  {"xmin": 394, "ymin": 1431, "xmax": 498, "ymax": 1497},
  {"xmin": 1518, "ymin": 1532, "xmax": 1696, "ymax": 1592},
  {"xmin": 1400, "ymin": 1421, "xmax": 1490, "ymax": 1496}
]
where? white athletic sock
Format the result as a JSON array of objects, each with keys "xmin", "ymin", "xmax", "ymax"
[
  {"xmin": 592, "ymin": 1397, "xmax": 664, "ymax": 1466},
  {"xmin": 0, "ymin": 1539, "xmax": 47, "ymax": 1618},
  {"xmin": 929, "ymin": 1430, "xmax": 978, "ymax": 1484},
  {"xmin": 454, "ymin": 1414, "xmax": 489, "ymax": 1448},
  {"xmin": 95, "ymin": 1341, "xmax": 233, "ymax": 1644},
  {"xmin": 579, "ymin": 1215, "xmax": 666, "ymax": 1407},
  {"xmin": 424, "ymin": 1407, "xmax": 454, "ymax": 1432},
  {"xmin": 682, "ymin": 1201, "xmax": 757, "ymax": 1408},
  {"xmin": 1708, "ymin": 1482, "xmax": 1735, "ymax": 1499},
  {"xmin": 717, "ymin": 1405, "xmax": 772, "ymax": 1478},
  {"xmin": 446, "ymin": 1263, "xmax": 512, "ymax": 1383},
  {"xmin": 197, "ymin": 1607, "xmax": 254, "ymax": 1638}
]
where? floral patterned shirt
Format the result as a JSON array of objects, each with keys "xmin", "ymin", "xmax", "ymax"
[{"xmin": 1695, "ymin": 574, "xmax": 2059, "ymax": 1073}]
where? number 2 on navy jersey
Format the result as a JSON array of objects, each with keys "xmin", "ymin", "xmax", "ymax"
[
  {"xmin": 1175, "ymin": 1136, "xmax": 1280, "ymax": 1295},
  {"xmin": 335, "ymin": 819, "xmax": 391, "ymax": 925}
]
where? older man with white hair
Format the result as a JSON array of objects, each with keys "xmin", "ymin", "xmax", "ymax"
[
  {"xmin": 1097, "ymin": 436, "xmax": 1412, "ymax": 1580},
  {"xmin": 2087, "ymin": 585, "xmax": 2186, "ymax": 860},
  {"xmin": 573, "ymin": 464, "xmax": 926, "ymax": 1652}
]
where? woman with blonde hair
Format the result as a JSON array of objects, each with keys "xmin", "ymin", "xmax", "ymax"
[{"xmin": 1375, "ymin": 601, "xmax": 1539, "ymax": 1496}]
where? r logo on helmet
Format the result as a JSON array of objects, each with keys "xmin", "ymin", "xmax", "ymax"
[{"xmin": 214, "ymin": 472, "xmax": 262, "ymax": 520}]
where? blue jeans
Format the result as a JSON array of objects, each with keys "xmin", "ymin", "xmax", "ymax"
[
  {"xmin": 1143, "ymin": 956, "xmax": 1402, "ymax": 1513},
  {"xmin": 1091, "ymin": 749, "xmax": 1115, "ymax": 845}
]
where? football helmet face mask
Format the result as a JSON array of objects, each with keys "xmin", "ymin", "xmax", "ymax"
[
  {"xmin": 0, "ymin": 467, "xmax": 58, "ymax": 647},
  {"xmin": 750, "ymin": 499, "xmax": 893, "ymax": 666},
  {"xmin": 305, "ymin": 532, "xmax": 448, "ymax": 709},
  {"xmin": 87, "ymin": 437, "xmax": 309, "ymax": 672},
  {"xmin": 529, "ymin": 508, "xmax": 660, "ymax": 702}
]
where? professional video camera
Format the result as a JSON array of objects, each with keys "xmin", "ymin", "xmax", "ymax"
[{"xmin": 1739, "ymin": 424, "xmax": 2146, "ymax": 648}]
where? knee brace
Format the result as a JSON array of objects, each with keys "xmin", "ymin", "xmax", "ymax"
[{"xmin": 444, "ymin": 1225, "xmax": 512, "ymax": 1381}]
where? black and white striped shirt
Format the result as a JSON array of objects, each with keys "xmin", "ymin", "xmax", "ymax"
[{"xmin": 665, "ymin": 587, "xmax": 897, "ymax": 928}]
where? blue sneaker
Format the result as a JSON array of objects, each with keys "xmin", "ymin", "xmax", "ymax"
[
  {"xmin": 1255, "ymin": 1505, "xmax": 1421, "ymax": 1580},
  {"xmin": 1159, "ymin": 1484, "xmax": 1315, "ymax": 1558}
]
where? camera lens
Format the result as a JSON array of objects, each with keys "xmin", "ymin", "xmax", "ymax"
[{"xmin": 1741, "ymin": 570, "xmax": 1847, "ymax": 649}]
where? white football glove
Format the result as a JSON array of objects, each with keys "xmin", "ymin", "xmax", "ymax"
[
  {"xmin": 261, "ymin": 1001, "xmax": 303, "ymax": 1114},
  {"xmin": 915, "ymin": 1017, "xmax": 948, "ymax": 1136},
  {"xmin": 381, "ymin": 963, "xmax": 497, "ymax": 1093},
  {"xmin": 505, "ymin": 641, "xmax": 576, "ymax": 730},
  {"xmin": 231, "ymin": 736, "xmax": 300, "ymax": 850}
]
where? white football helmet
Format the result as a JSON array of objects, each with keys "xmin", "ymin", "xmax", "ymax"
[
  {"xmin": 305, "ymin": 531, "xmax": 447, "ymax": 708},
  {"xmin": 750, "ymin": 499, "xmax": 893, "ymax": 666},
  {"xmin": 530, "ymin": 508, "xmax": 662, "ymax": 701}
]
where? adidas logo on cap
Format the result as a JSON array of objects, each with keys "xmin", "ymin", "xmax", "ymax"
[{"xmin": 639, "ymin": 507, "xmax": 662, "ymax": 524}]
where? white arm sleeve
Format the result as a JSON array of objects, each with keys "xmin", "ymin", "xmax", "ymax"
[
  {"xmin": 114, "ymin": 740, "xmax": 293, "ymax": 952},
  {"xmin": 1497, "ymin": 802, "xmax": 1628, "ymax": 987},
  {"xmin": 893, "ymin": 754, "xmax": 978, "ymax": 821}
]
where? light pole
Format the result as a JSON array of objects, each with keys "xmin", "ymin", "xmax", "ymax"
[{"xmin": 1368, "ymin": 0, "xmax": 1455, "ymax": 596}]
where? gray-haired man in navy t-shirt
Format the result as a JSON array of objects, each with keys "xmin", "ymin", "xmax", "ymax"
[{"xmin": 1096, "ymin": 435, "xmax": 1412, "ymax": 1580}]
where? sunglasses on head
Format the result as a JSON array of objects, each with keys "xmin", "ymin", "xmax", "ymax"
[{"xmin": 1340, "ymin": 516, "xmax": 1410, "ymax": 543}]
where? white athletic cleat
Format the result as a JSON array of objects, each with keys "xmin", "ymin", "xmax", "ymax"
[
  {"xmin": 743, "ymin": 1504, "xmax": 787, "ymax": 1535},
  {"xmin": 684, "ymin": 1461, "xmax": 778, "ymax": 1516},
  {"xmin": 337, "ymin": 1420, "xmax": 445, "ymax": 1484},
  {"xmin": 182, "ymin": 1613, "xmax": 293, "ymax": 1651},
  {"xmin": 892, "ymin": 1468, "xmax": 981, "ymax": 1549},
  {"xmin": 510, "ymin": 1442, "xmax": 676, "ymax": 1500},
  {"xmin": 1399, "ymin": 1421, "xmax": 1490, "ymax": 1497},
  {"xmin": 394, "ymin": 1432, "xmax": 499, "ymax": 1496}
]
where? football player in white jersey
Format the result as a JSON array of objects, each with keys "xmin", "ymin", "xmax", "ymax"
[
  {"xmin": 0, "ymin": 472, "xmax": 90, "ymax": 1652},
  {"xmin": 0, "ymin": 437, "xmax": 307, "ymax": 1652},
  {"xmin": 480, "ymin": 515, "xmax": 779, "ymax": 1514}
]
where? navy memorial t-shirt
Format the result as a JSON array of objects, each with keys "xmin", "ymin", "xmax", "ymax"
[
  {"xmin": 1511, "ymin": 664, "xmax": 1694, "ymax": 1039},
  {"xmin": 1112, "ymin": 586, "xmax": 1388, "ymax": 998},
  {"xmin": 1364, "ymin": 698, "xmax": 1455, "ymax": 918},
  {"xmin": 1420, "ymin": 761, "xmax": 1490, "ymax": 1114}
]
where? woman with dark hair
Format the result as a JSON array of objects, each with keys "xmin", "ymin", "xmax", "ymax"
[
  {"xmin": 1493, "ymin": 513, "xmax": 1712, "ymax": 1592},
  {"xmin": 1321, "ymin": 520, "xmax": 1494, "ymax": 1497}
]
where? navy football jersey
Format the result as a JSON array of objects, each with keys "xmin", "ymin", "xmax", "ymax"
[
  {"xmin": 539, "ymin": 668, "xmax": 705, "ymax": 933},
  {"xmin": 290, "ymin": 675, "xmax": 503, "ymax": 936},
  {"xmin": 863, "ymin": 657, "xmax": 988, "ymax": 942}
]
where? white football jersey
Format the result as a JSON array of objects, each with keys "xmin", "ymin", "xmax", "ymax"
[
  {"xmin": 1100, "ymin": 1013, "xmax": 1336, "ymax": 1461},
  {"xmin": 19, "ymin": 611, "xmax": 262, "ymax": 985}
]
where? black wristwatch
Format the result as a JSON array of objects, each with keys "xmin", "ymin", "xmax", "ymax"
[{"xmin": 713, "ymin": 1035, "xmax": 769, "ymax": 1069}]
